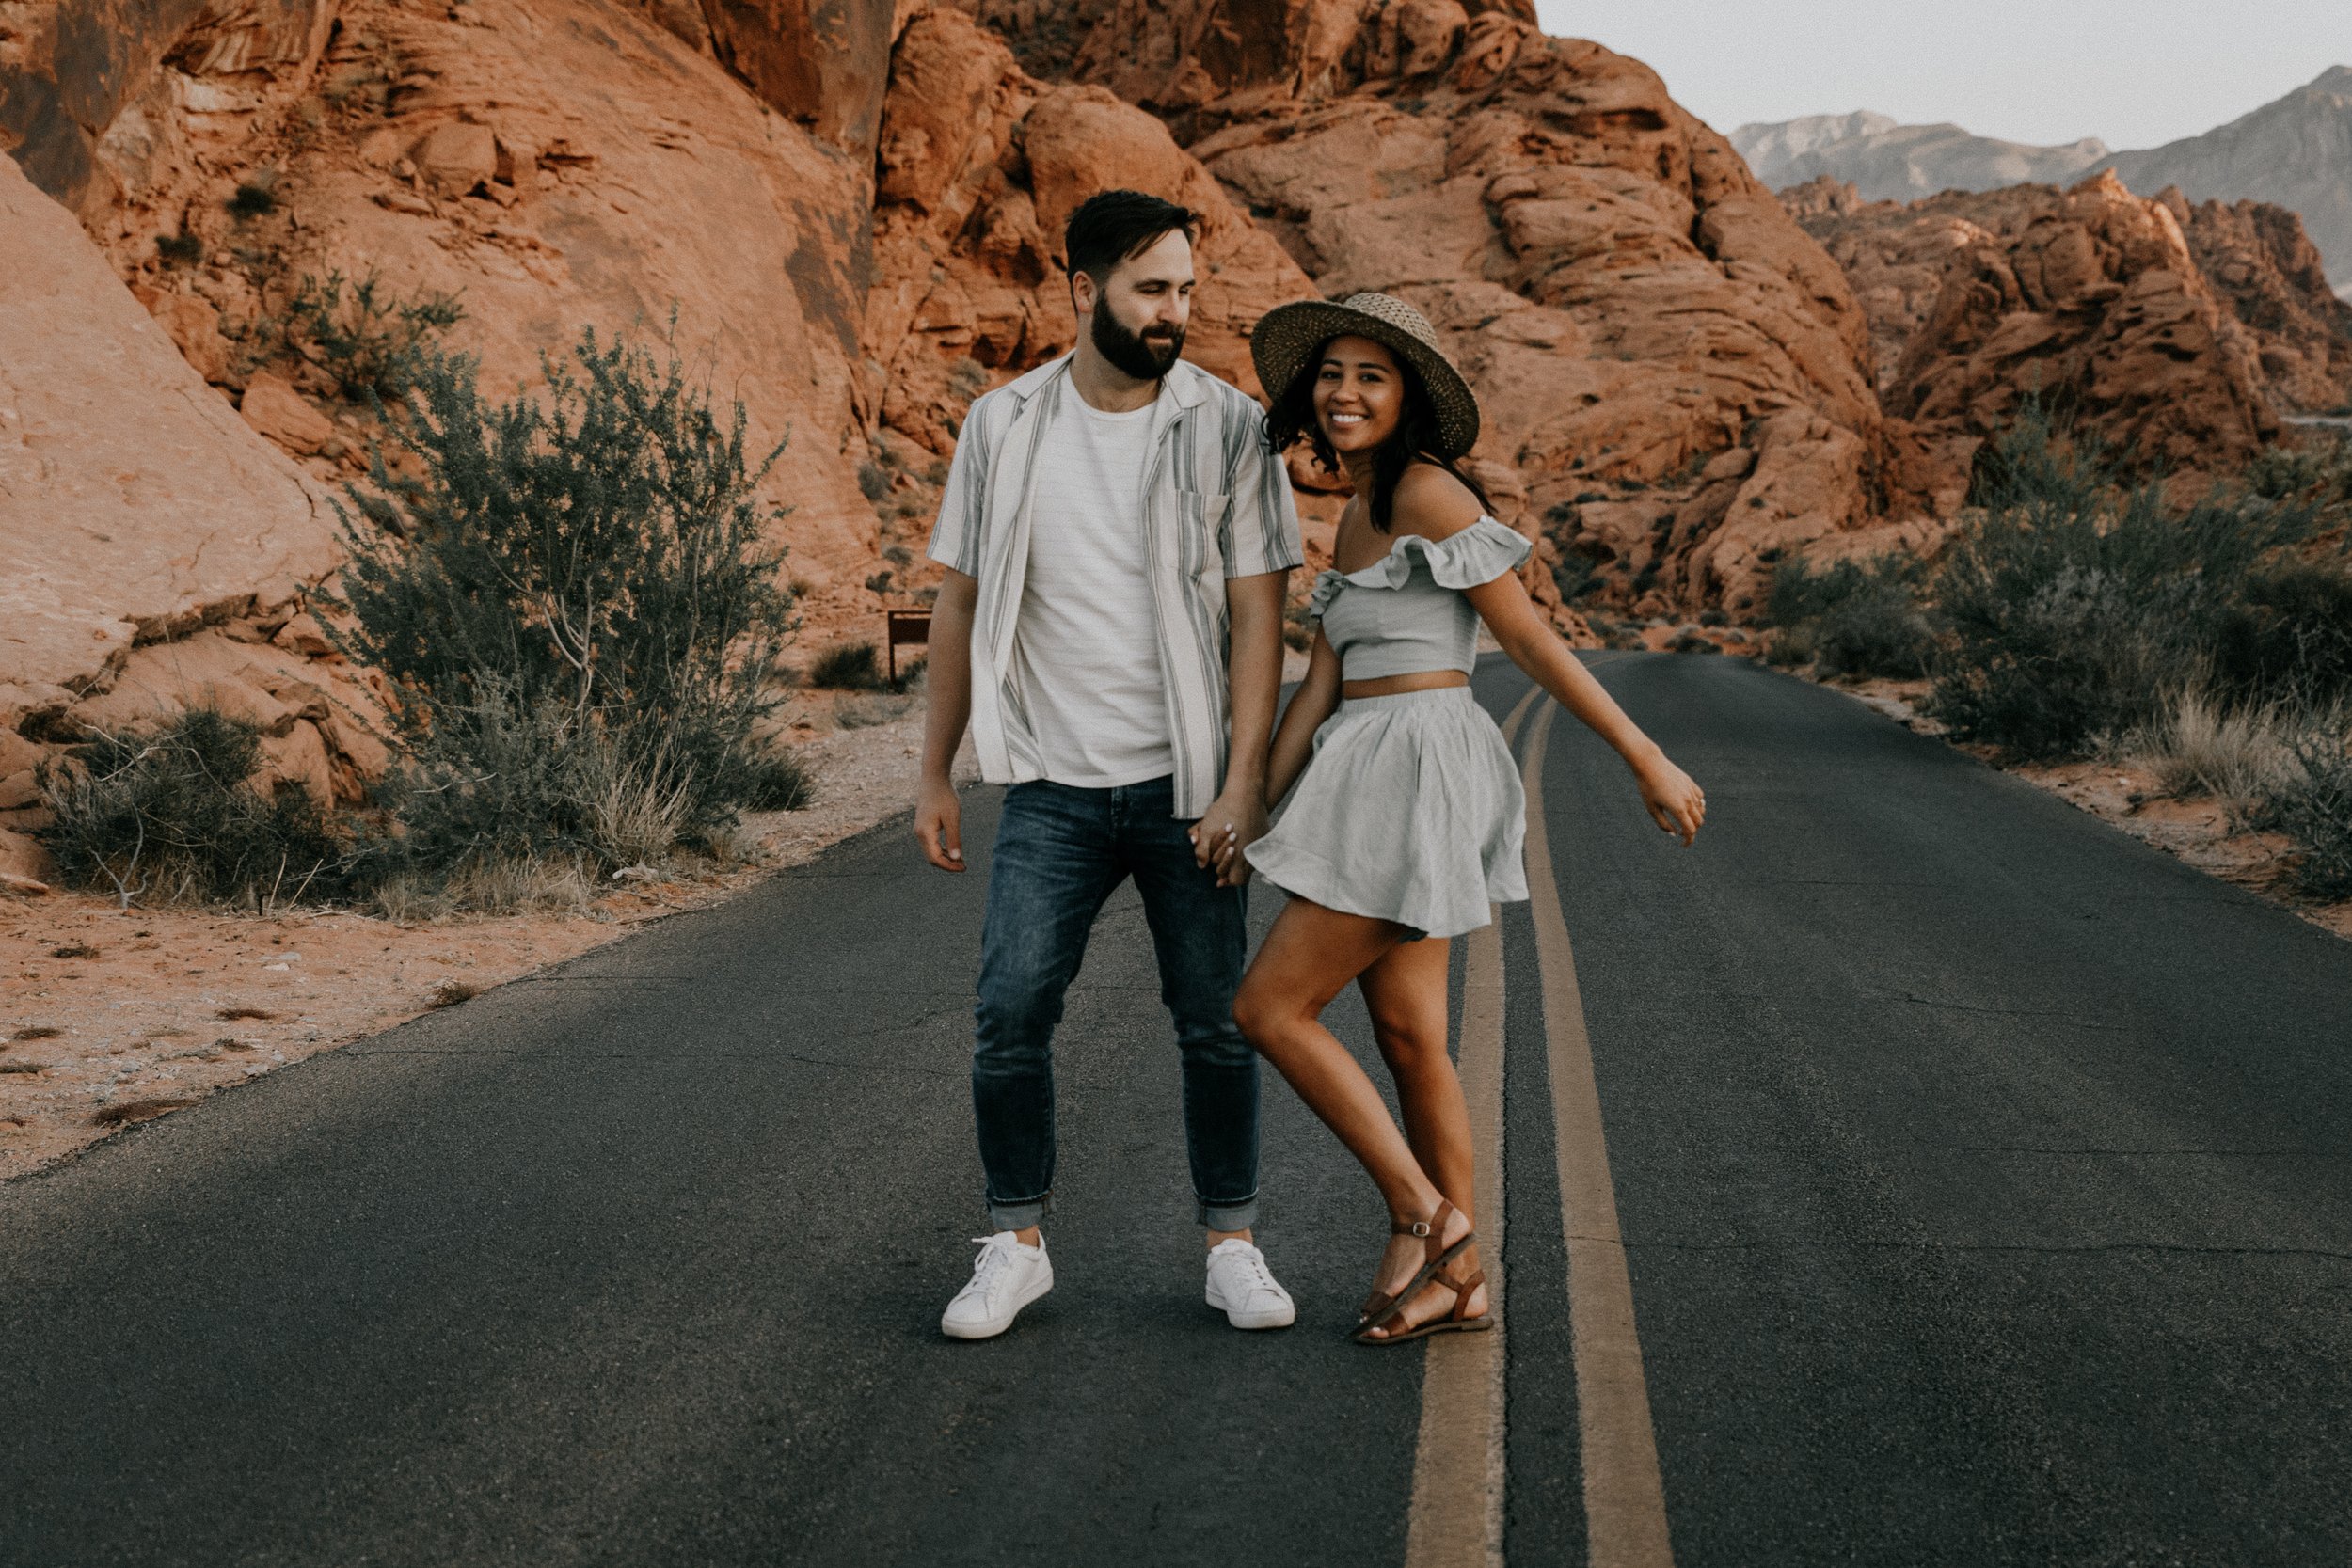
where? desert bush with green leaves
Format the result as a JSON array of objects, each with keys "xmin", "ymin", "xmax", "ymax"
[
  {"xmin": 41, "ymin": 328, "xmax": 816, "ymax": 914},
  {"xmin": 253, "ymin": 269, "xmax": 465, "ymax": 404},
  {"xmin": 1925, "ymin": 406, "xmax": 2320, "ymax": 758},
  {"xmin": 1763, "ymin": 556, "xmax": 1936, "ymax": 679},
  {"xmin": 333, "ymin": 328, "xmax": 802, "ymax": 880}
]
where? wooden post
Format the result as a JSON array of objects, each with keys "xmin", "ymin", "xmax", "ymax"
[{"xmin": 885, "ymin": 609, "xmax": 932, "ymax": 685}]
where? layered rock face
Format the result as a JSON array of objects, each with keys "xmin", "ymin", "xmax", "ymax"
[
  {"xmin": 0, "ymin": 0, "xmax": 337, "ymax": 231},
  {"xmin": 2165, "ymin": 189, "xmax": 2352, "ymax": 413},
  {"xmin": 866, "ymin": 6, "xmax": 1313, "ymax": 455},
  {"xmin": 7, "ymin": 0, "xmax": 895, "ymax": 598},
  {"xmin": 1787, "ymin": 172, "xmax": 2304, "ymax": 475},
  {"xmin": 0, "ymin": 151, "xmax": 379, "ymax": 866},
  {"xmin": 1136, "ymin": 11, "xmax": 1886, "ymax": 613}
]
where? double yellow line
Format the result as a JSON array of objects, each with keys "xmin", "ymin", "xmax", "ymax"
[{"xmin": 1405, "ymin": 673, "xmax": 1676, "ymax": 1568}]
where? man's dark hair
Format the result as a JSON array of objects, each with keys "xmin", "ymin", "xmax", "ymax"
[{"xmin": 1063, "ymin": 190, "xmax": 1199, "ymax": 284}]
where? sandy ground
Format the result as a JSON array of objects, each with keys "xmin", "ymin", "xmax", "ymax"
[
  {"xmin": 0, "ymin": 694, "xmax": 967, "ymax": 1180},
  {"xmin": 1819, "ymin": 673, "xmax": 2352, "ymax": 943}
]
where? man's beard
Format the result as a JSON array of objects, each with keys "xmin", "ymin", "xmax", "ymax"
[{"xmin": 1092, "ymin": 303, "xmax": 1184, "ymax": 380}]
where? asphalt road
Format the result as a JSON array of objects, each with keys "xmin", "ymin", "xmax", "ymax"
[{"xmin": 5, "ymin": 653, "xmax": 2349, "ymax": 1566}]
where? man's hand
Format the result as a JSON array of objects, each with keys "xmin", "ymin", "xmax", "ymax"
[
  {"xmin": 915, "ymin": 776, "xmax": 965, "ymax": 872},
  {"xmin": 1189, "ymin": 789, "xmax": 1268, "ymax": 889}
]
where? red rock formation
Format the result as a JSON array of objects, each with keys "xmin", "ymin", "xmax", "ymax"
[
  {"xmin": 627, "ymin": 0, "xmax": 897, "ymax": 158},
  {"xmin": 1886, "ymin": 172, "xmax": 2277, "ymax": 473},
  {"xmin": 2162, "ymin": 188, "xmax": 2352, "ymax": 413},
  {"xmin": 1788, "ymin": 172, "xmax": 2352, "ymax": 425},
  {"xmin": 0, "ymin": 150, "xmax": 378, "ymax": 861},
  {"xmin": 866, "ymin": 5, "xmax": 1314, "ymax": 460},
  {"xmin": 1133, "ymin": 14, "xmax": 1885, "ymax": 613},
  {"xmin": 0, "ymin": 0, "xmax": 336, "ymax": 231}
]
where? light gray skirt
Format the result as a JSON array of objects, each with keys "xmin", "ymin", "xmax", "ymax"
[{"xmin": 1246, "ymin": 686, "xmax": 1528, "ymax": 941}]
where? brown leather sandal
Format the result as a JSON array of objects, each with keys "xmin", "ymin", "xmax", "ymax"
[
  {"xmin": 1355, "ymin": 1262, "xmax": 1493, "ymax": 1344},
  {"xmin": 1352, "ymin": 1198, "xmax": 1475, "ymax": 1340}
]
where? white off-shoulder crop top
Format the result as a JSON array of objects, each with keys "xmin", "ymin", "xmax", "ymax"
[{"xmin": 1308, "ymin": 516, "xmax": 1533, "ymax": 682}]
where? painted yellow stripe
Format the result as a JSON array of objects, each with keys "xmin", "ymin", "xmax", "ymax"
[
  {"xmin": 1521, "ymin": 691, "xmax": 1677, "ymax": 1568},
  {"xmin": 1405, "ymin": 684, "xmax": 1538, "ymax": 1568}
]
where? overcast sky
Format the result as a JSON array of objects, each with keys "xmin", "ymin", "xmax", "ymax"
[{"xmin": 1533, "ymin": 1, "xmax": 2352, "ymax": 152}]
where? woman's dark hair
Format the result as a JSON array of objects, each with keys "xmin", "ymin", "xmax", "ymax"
[
  {"xmin": 1063, "ymin": 189, "xmax": 1199, "ymax": 286},
  {"xmin": 1263, "ymin": 338, "xmax": 1491, "ymax": 532}
]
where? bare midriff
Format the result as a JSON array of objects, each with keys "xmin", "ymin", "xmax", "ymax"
[{"xmin": 1341, "ymin": 669, "xmax": 1471, "ymax": 700}]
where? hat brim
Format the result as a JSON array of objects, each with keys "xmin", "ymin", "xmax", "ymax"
[{"xmin": 1248, "ymin": 299, "xmax": 1482, "ymax": 460}]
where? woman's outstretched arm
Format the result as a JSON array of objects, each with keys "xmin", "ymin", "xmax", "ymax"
[{"xmin": 1464, "ymin": 571, "xmax": 1707, "ymax": 845}]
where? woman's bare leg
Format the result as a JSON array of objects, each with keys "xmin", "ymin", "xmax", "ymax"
[
  {"xmin": 1359, "ymin": 938, "xmax": 1488, "ymax": 1330},
  {"xmin": 1232, "ymin": 896, "xmax": 1478, "ymax": 1335}
]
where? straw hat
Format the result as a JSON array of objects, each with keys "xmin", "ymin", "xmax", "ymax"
[{"xmin": 1249, "ymin": 292, "xmax": 1481, "ymax": 459}]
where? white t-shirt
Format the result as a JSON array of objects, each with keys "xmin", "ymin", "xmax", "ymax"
[{"xmin": 1009, "ymin": 391, "xmax": 1173, "ymax": 788}]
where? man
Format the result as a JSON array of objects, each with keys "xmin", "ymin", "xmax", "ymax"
[{"xmin": 916, "ymin": 189, "xmax": 1304, "ymax": 1339}]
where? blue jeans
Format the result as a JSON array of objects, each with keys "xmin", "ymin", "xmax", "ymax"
[{"xmin": 973, "ymin": 775, "xmax": 1260, "ymax": 1231}]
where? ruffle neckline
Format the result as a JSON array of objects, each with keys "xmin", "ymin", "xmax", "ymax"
[{"xmin": 1308, "ymin": 516, "xmax": 1533, "ymax": 618}]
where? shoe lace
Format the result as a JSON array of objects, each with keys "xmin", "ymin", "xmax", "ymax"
[
  {"xmin": 964, "ymin": 1235, "xmax": 1017, "ymax": 1297},
  {"xmin": 1216, "ymin": 1243, "xmax": 1277, "ymax": 1296}
]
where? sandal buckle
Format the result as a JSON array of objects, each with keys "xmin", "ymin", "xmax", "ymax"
[{"xmin": 1407, "ymin": 1220, "xmax": 1431, "ymax": 1237}]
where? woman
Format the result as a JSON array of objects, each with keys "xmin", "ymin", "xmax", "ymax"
[{"xmin": 1224, "ymin": 293, "xmax": 1707, "ymax": 1343}]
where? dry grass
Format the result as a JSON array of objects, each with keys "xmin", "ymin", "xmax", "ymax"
[
  {"xmin": 9, "ymin": 1025, "xmax": 63, "ymax": 1041},
  {"xmin": 2137, "ymin": 689, "xmax": 2297, "ymax": 813},
  {"xmin": 370, "ymin": 854, "xmax": 598, "ymax": 924},
  {"xmin": 215, "ymin": 1006, "xmax": 277, "ymax": 1021}
]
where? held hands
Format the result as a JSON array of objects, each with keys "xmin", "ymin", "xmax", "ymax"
[
  {"xmin": 914, "ymin": 776, "xmax": 965, "ymax": 872},
  {"xmin": 1633, "ymin": 752, "xmax": 1707, "ymax": 847},
  {"xmin": 1190, "ymin": 790, "xmax": 1268, "ymax": 889}
]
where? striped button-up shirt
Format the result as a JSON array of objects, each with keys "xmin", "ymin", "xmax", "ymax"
[{"xmin": 927, "ymin": 353, "xmax": 1304, "ymax": 817}]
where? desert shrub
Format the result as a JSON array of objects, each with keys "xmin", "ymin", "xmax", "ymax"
[
  {"xmin": 2207, "ymin": 562, "xmax": 2352, "ymax": 710},
  {"xmin": 2243, "ymin": 429, "xmax": 2352, "ymax": 510},
  {"xmin": 743, "ymin": 748, "xmax": 815, "ymax": 812},
  {"xmin": 38, "ymin": 708, "xmax": 352, "ymax": 909},
  {"xmin": 807, "ymin": 641, "xmax": 884, "ymax": 690},
  {"xmin": 1762, "ymin": 622, "xmax": 1819, "ymax": 668},
  {"xmin": 2263, "ymin": 716, "xmax": 2352, "ymax": 898},
  {"xmin": 1550, "ymin": 546, "xmax": 1604, "ymax": 603},
  {"xmin": 1926, "ymin": 407, "xmax": 2313, "ymax": 757},
  {"xmin": 157, "ymin": 232, "xmax": 203, "ymax": 268},
  {"xmin": 228, "ymin": 177, "xmax": 278, "ymax": 218},
  {"xmin": 260, "ymin": 270, "xmax": 465, "ymax": 404},
  {"xmin": 1763, "ymin": 556, "xmax": 1936, "ymax": 678},
  {"xmin": 333, "ymin": 328, "xmax": 797, "ymax": 874}
]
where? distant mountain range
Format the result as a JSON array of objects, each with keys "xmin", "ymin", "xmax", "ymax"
[
  {"xmin": 1733, "ymin": 66, "xmax": 2352, "ymax": 299},
  {"xmin": 1733, "ymin": 113, "xmax": 2109, "ymax": 200}
]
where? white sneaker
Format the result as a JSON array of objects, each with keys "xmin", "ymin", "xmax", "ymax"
[
  {"xmin": 941, "ymin": 1232, "xmax": 1054, "ymax": 1340},
  {"xmin": 1204, "ymin": 1238, "xmax": 1296, "ymax": 1330}
]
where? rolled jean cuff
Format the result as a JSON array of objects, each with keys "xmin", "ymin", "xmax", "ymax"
[
  {"xmin": 1198, "ymin": 1192, "xmax": 1259, "ymax": 1231},
  {"xmin": 988, "ymin": 1191, "xmax": 1051, "ymax": 1231}
]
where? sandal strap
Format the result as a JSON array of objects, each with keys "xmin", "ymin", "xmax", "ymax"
[
  {"xmin": 1436, "ymin": 1267, "xmax": 1486, "ymax": 1320},
  {"xmin": 1391, "ymin": 1196, "xmax": 1461, "ymax": 1248}
]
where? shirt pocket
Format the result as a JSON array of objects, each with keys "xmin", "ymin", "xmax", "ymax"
[{"xmin": 1173, "ymin": 489, "xmax": 1232, "ymax": 583}]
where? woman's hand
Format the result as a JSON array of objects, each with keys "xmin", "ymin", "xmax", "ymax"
[{"xmin": 1634, "ymin": 752, "xmax": 1706, "ymax": 847}]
